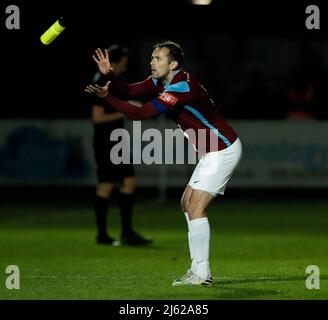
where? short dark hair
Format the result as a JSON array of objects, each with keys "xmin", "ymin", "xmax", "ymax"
[
  {"xmin": 153, "ymin": 41, "xmax": 184, "ymax": 69},
  {"xmin": 107, "ymin": 44, "xmax": 129, "ymax": 63}
]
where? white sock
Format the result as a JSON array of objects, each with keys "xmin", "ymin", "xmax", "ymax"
[
  {"xmin": 185, "ymin": 213, "xmax": 211, "ymax": 278},
  {"xmin": 189, "ymin": 217, "xmax": 211, "ymax": 280},
  {"xmin": 184, "ymin": 212, "xmax": 197, "ymax": 273},
  {"xmin": 188, "ymin": 232, "xmax": 198, "ymax": 273}
]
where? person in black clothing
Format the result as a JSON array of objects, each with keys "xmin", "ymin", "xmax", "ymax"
[{"xmin": 91, "ymin": 45, "xmax": 152, "ymax": 246}]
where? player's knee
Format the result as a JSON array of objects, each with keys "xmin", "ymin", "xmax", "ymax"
[
  {"xmin": 186, "ymin": 202, "xmax": 204, "ymax": 220},
  {"xmin": 120, "ymin": 177, "xmax": 136, "ymax": 194},
  {"xmin": 97, "ymin": 183, "xmax": 114, "ymax": 198}
]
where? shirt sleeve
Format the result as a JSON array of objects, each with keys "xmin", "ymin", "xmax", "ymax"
[
  {"xmin": 99, "ymin": 73, "xmax": 158, "ymax": 100},
  {"xmin": 103, "ymin": 80, "xmax": 193, "ymax": 120},
  {"xmin": 105, "ymin": 95, "xmax": 167, "ymax": 120}
]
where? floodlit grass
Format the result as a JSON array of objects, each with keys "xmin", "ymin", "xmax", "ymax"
[{"xmin": 0, "ymin": 199, "xmax": 327, "ymax": 299}]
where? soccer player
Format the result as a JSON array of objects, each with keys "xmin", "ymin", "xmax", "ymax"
[
  {"xmin": 90, "ymin": 44, "xmax": 152, "ymax": 246},
  {"xmin": 85, "ymin": 41, "xmax": 242, "ymax": 286}
]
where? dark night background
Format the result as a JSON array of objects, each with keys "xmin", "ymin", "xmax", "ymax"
[
  {"xmin": 1, "ymin": 0, "xmax": 327, "ymax": 119},
  {"xmin": 1, "ymin": 1, "xmax": 328, "ymax": 303}
]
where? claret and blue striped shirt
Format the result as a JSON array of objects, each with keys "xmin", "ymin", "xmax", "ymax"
[{"xmin": 105, "ymin": 69, "xmax": 238, "ymax": 153}]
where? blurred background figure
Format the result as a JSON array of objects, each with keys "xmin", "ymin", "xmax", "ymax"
[
  {"xmin": 284, "ymin": 50, "xmax": 325, "ymax": 120},
  {"xmin": 285, "ymin": 66, "xmax": 316, "ymax": 120},
  {"xmin": 90, "ymin": 44, "xmax": 152, "ymax": 246}
]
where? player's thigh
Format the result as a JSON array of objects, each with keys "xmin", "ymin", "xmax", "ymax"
[
  {"xmin": 181, "ymin": 185, "xmax": 193, "ymax": 212},
  {"xmin": 187, "ymin": 188, "xmax": 215, "ymax": 220},
  {"xmin": 188, "ymin": 139, "xmax": 242, "ymax": 197},
  {"xmin": 120, "ymin": 176, "xmax": 136, "ymax": 194},
  {"xmin": 97, "ymin": 182, "xmax": 115, "ymax": 198}
]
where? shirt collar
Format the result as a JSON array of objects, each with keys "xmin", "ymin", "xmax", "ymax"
[
  {"xmin": 164, "ymin": 69, "xmax": 184, "ymax": 88},
  {"xmin": 152, "ymin": 69, "xmax": 184, "ymax": 87}
]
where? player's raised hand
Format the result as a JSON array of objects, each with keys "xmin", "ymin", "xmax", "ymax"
[
  {"xmin": 85, "ymin": 81, "xmax": 111, "ymax": 98},
  {"xmin": 92, "ymin": 48, "xmax": 113, "ymax": 75}
]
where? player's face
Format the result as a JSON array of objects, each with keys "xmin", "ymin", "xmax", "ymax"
[{"xmin": 150, "ymin": 47, "xmax": 172, "ymax": 79}]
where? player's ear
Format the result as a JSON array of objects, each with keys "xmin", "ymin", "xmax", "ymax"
[{"xmin": 170, "ymin": 60, "xmax": 178, "ymax": 70}]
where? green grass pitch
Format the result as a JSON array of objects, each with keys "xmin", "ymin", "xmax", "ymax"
[{"xmin": 0, "ymin": 198, "xmax": 327, "ymax": 299}]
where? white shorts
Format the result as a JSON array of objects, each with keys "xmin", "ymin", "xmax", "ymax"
[{"xmin": 188, "ymin": 138, "xmax": 242, "ymax": 196}]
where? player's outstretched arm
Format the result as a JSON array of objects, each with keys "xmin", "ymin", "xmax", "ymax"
[
  {"xmin": 85, "ymin": 83, "xmax": 162, "ymax": 120},
  {"xmin": 92, "ymin": 48, "xmax": 113, "ymax": 75},
  {"xmin": 104, "ymin": 95, "xmax": 162, "ymax": 120},
  {"xmin": 92, "ymin": 48, "xmax": 157, "ymax": 100},
  {"xmin": 85, "ymin": 82, "xmax": 110, "ymax": 98}
]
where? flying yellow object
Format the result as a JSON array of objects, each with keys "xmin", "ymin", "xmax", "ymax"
[{"xmin": 40, "ymin": 17, "xmax": 65, "ymax": 45}]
